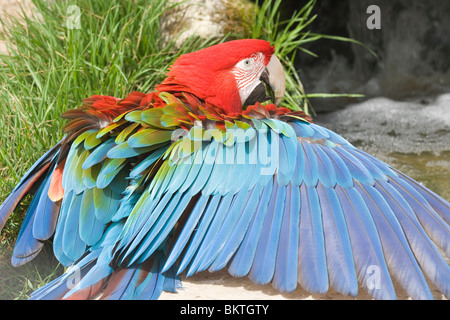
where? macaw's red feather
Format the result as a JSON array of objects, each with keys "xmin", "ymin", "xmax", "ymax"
[
  {"xmin": 48, "ymin": 158, "xmax": 65, "ymax": 202},
  {"xmin": 156, "ymin": 39, "xmax": 275, "ymax": 114}
]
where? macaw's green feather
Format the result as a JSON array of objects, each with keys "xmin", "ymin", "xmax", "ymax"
[
  {"xmin": 93, "ymin": 187, "xmax": 121, "ymax": 223},
  {"xmin": 127, "ymin": 129, "xmax": 172, "ymax": 148},
  {"xmin": 124, "ymin": 110, "xmax": 147, "ymax": 125},
  {"xmin": 96, "ymin": 158, "xmax": 127, "ymax": 189},
  {"xmin": 80, "ymin": 189, "xmax": 105, "ymax": 246},
  {"xmin": 82, "ymin": 163, "xmax": 101, "ymax": 189},
  {"xmin": 96, "ymin": 119, "xmax": 127, "ymax": 139},
  {"xmin": 141, "ymin": 108, "xmax": 165, "ymax": 128},
  {"xmin": 73, "ymin": 130, "xmax": 96, "ymax": 148},
  {"xmin": 84, "ymin": 131, "xmax": 103, "ymax": 150},
  {"xmin": 115, "ymin": 122, "xmax": 140, "ymax": 145}
]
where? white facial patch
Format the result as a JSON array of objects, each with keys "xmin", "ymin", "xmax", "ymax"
[{"xmin": 231, "ymin": 52, "xmax": 266, "ymax": 105}]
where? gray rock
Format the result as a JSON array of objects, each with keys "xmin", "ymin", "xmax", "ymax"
[{"xmin": 160, "ymin": 0, "xmax": 253, "ymax": 47}]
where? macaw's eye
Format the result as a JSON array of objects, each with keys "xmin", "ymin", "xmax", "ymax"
[{"xmin": 244, "ymin": 59, "xmax": 251, "ymax": 66}]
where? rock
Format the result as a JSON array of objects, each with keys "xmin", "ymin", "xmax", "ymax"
[
  {"xmin": 295, "ymin": 0, "xmax": 450, "ymax": 112},
  {"xmin": 316, "ymin": 94, "xmax": 450, "ymax": 156},
  {"xmin": 160, "ymin": 0, "xmax": 254, "ymax": 47},
  {"xmin": 315, "ymin": 93, "xmax": 450, "ymax": 200}
]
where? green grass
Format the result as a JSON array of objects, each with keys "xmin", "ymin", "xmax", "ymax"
[{"xmin": 0, "ymin": 0, "xmax": 358, "ymax": 299}]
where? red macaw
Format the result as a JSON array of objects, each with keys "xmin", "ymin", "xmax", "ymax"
[{"xmin": 0, "ymin": 39, "xmax": 448, "ymax": 300}]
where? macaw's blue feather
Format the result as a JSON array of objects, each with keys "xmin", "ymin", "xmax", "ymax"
[
  {"xmin": 316, "ymin": 183, "xmax": 358, "ymax": 296},
  {"xmin": 309, "ymin": 123, "xmax": 331, "ymax": 140},
  {"xmin": 32, "ymin": 167, "xmax": 60, "ymax": 241},
  {"xmin": 0, "ymin": 142, "xmax": 59, "ymax": 232},
  {"xmin": 133, "ymin": 192, "xmax": 195, "ymax": 266},
  {"xmin": 82, "ymin": 138, "xmax": 116, "ymax": 170},
  {"xmin": 321, "ymin": 146, "xmax": 353, "ymax": 188},
  {"xmin": 80, "ymin": 188, "xmax": 106, "ymax": 246},
  {"xmin": 176, "ymin": 194, "xmax": 222, "ymax": 275},
  {"xmin": 82, "ymin": 163, "xmax": 101, "ymax": 189},
  {"xmin": 96, "ymin": 158, "xmax": 127, "ymax": 189},
  {"xmin": 311, "ymin": 143, "xmax": 336, "ymax": 188},
  {"xmin": 162, "ymin": 195, "xmax": 210, "ymax": 272},
  {"xmin": 209, "ymin": 184, "xmax": 263, "ymax": 272},
  {"xmin": 116, "ymin": 191, "xmax": 173, "ymax": 257},
  {"xmin": 112, "ymin": 181, "xmax": 142, "ymax": 222},
  {"xmin": 11, "ymin": 183, "xmax": 45, "ymax": 266},
  {"xmin": 344, "ymin": 147, "xmax": 388, "ymax": 181},
  {"xmin": 290, "ymin": 121, "xmax": 315, "ymax": 138},
  {"xmin": 249, "ymin": 180, "xmax": 285, "ymax": 285},
  {"xmin": 228, "ymin": 181, "xmax": 273, "ymax": 278},
  {"xmin": 134, "ymin": 251, "xmax": 180, "ymax": 300},
  {"xmin": 354, "ymin": 182, "xmax": 433, "ymax": 300},
  {"xmin": 30, "ymin": 250, "xmax": 100, "ymax": 300},
  {"xmin": 297, "ymin": 185, "xmax": 328, "ymax": 294},
  {"xmin": 272, "ymin": 183, "xmax": 300, "ymax": 292},
  {"xmin": 301, "ymin": 141, "xmax": 319, "ymax": 188},
  {"xmin": 185, "ymin": 193, "xmax": 234, "ymax": 277},
  {"xmin": 291, "ymin": 140, "xmax": 305, "ymax": 187},
  {"xmin": 53, "ymin": 190, "xmax": 76, "ymax": 267},
  {"xmin": 276, "ymin": 135, "xmax": 296, "ymax": 186},
  {"xmin": 255, "ymin": 127, "xmax": 278, "ymax": 184},
  {"xmin": 388, "ymin": 177, "xmax": 449, "ymax": 257},
  {"xmin": 129, "ymin": 146, "xmax": 168, "ymax": 178},
  {"xmin": 201, "ymin": 144, "xmax": 228, "ymax": 195},
  {"xmin": 63, "ymin": 224, "xmax": 124, "ymax": 299},
  {"xmin": 373, "ymin": 180, "xmax": 450, "ymax": 298},
  {"xmin": 335, "ymin": 185, "xmax": 396, "ymax": 300},
  {"xmin": 353, "ymin": 148, "xmax": 398, "ymax": 178},
  {"xmin": 392, "ymin": 169, "xmax": 450, "ymax": 224},
  {"xmin": 61, "ymin": 193, "xmax": 87, "ymax": 263},
  {"xmin": 334, "ymin": 147, "xmax": 374, "ymax": 185},
  {"xmin": 107, "ymin": 141, "xmax": 166, "ymax": 160},
  {"xmin": 195, "ymin": 188, "xmax": 252, "ymax": 273}
]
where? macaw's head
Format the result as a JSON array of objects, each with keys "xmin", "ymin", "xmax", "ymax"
[{"xmin": 156, "ymin": 39, "xmax": 286, "ymax": 114}]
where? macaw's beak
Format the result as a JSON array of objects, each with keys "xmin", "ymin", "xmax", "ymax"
[{"xmin": 243, "ymin": 54, "xmax": 286, "ymax": 107}]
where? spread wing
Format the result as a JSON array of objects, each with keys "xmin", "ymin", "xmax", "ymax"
[{"xmin": 1, "ymin": 96, "xmax": 449, "ymax": 300}]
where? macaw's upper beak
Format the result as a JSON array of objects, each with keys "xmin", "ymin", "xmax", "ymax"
[{"xmin": 243, "ymin": 54, "xmax": 286, "ymax": 107}]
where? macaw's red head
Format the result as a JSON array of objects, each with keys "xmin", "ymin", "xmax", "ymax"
[{"xmin": 156, "ymin": 39, "xmax": 286, "ymax": 114}]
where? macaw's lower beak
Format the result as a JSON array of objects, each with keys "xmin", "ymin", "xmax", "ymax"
[{"xmin": 243, "ymin": 54, "xmax": 286, "ymax": 107}]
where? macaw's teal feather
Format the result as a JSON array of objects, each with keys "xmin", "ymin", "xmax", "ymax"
[{"xmin": 82, "ymin": 138, "xmax": 116, "ymax": 169}]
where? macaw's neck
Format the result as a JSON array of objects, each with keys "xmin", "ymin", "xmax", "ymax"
[{"xmin": 156, "ymin": 71, "xmax": 243, "ymax": 114}]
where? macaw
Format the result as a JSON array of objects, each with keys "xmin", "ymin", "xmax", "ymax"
[{"xmin": 0, "ymin": 39, "xmax": 448, "ymax": 300}]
